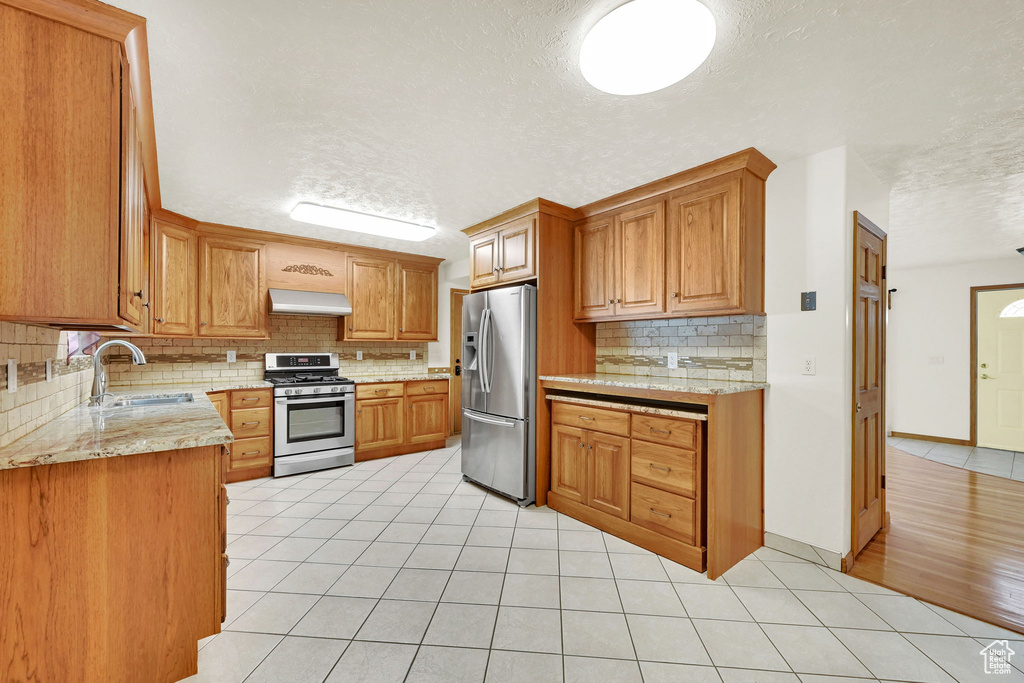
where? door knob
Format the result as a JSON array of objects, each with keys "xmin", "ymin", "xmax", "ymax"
[
  {"xmin": 981, "ymin": 373, "xmax": 993, "ymax": 380},
  {"xmin": 981, "ymin": 363, "xmax": 988, "ymax": 368},
  {"xmin": 856, "ymin": 402, "xmax": 862, "ymax": 411}
]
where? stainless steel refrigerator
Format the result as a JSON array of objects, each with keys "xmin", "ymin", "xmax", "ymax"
[{"xmin": 461, "ymin": 284, "xmax": 537, "ymax": 506}]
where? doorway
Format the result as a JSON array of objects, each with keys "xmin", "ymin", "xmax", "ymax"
[
  {"xmin": 449, "ymin": 288, "xmax": 470, "ymax": 434},
  {"xmin": 972, "ymin": 284, "xmax": 1024, "ymax": 451},
  {"xmin": 851, "ymin": 211, "xmax": 887, "ymax": 560}
]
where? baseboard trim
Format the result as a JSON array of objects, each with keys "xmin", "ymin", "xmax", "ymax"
[
  {"xmin": 890, "ymin": 431, "xmax": 972, "ymax": 447},
  {"xmin": 763, "ymin": 531, "xmax": 843, "ymax": 571},
  {"xmin": 355, "ymin": 439, "xmax": 446, "ymax": 462}
]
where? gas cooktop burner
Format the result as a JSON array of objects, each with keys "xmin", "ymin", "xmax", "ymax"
[{"xmin": 268, "ymin": 375, "xmax": 352, "ymax": 385}]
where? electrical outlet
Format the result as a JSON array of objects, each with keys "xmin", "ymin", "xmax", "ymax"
[
  {"xmin": 356, "ymin": 350, "xmax": 363, "ymax": 361},
  {"xmin": 226, "ymin": 350, "xmax": 237, "ymax": 363},
  {"xmin": 45, "ymin": 358, "xmax": 53, "ymax": 382},
  {"xmin": 410, "ymin": 350, "xmax": 417, "ymax": 361},
  {"xmin": 667, "ymin": 351, "xmax": 679, "ymax": 369},
  {"xmin": 7, "ymin": 359, "xmax": 16, "ymax": 393},
  {"xmin": 928, "ymin": 356, "xmax": 945, "ymax": 365},
  {"xmin": 801, "ymin": 356, "xmax": 816, "ymax": 376}
]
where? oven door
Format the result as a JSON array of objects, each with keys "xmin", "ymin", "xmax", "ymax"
[{"xmin": 274, "ymin": 393, "xmax": 355, "ymax": 457}]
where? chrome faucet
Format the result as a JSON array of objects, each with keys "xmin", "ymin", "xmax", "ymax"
[{"xmin": 89, "ymin": 340, "xmax": 147, "ymax": 406}]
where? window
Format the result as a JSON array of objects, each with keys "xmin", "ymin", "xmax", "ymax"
[{"xmin": 1000, "ymin": 299, "xmax": 1024, "ymax": 318}]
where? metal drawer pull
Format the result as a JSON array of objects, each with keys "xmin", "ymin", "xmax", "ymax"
[
  {"xmin": 579, "ymin": 442, "xmax": 585, "ymax": 448},
  {"xmin": 375, "ymin": 389, "xmax": 389, "ymax": 394},
  {"xmin": 242, "ymin": 421, "xmax": 261, "ymax": 426},
  {"xmin": 424, "ymin": 386, "xmax": 435, "ymax": 392},
  {"xmin": 242, "ymin": 450, "xmax": 261, "ymax": 456},
  {"xmin": 578, "ymin": 415, "xmax": 595, "ymax": 421},
  {"xmin": 649, "ymin": 509, "xmax": 672, "ymax": 518},
  {"xmin": 241, "ymin": 397, "xmax": 260, "ymax": 402},
  {"xmin": 649, "ymin": 427, "xmax": 671, "ymax": 435},
  {"xmin": 649, "ymin": 464, "xmax": 672, "ymax": 473}
]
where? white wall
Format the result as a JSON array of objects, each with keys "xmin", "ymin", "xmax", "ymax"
[
  {"xmin": 427, "ymin": 258, "xmax": 471, "ymax": 367},
  {"xmin": 888, "ymin": 258, "xmax": 1024, "ymax": 441},
  {"xmin": 764, "ymin": 146, "xmax": 890, "ymax": 557}
]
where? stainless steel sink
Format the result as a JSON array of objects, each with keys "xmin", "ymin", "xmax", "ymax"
[{"xmin": 111, "ymin": 394, "xmax": 194, "ymax": 407}]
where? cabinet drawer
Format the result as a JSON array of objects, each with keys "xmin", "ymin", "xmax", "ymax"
[
  {"xmin": 552, "ymin": 402, "xmax": 629, "ymax": 436},
  {"xmin": 356, "ymin": 383, "xmax": 405, "ymax": 399},
  {"xmin": 231, "ymin": 407, "xmax": 271, "ymax": 438},
  {"xmin": 631, "ymin": 414, "xmax": 698, "ymax": 449},
  {"xmin": 407, "ymin": 380, "xmax": 448, "ymax": 396},
  {"xmin": 631, "ymin": 440, "xmax": 697, "ymax": 498},
  {"xmin": 230, "ymin": 389, "xmax": 271, "ymax": 409},
  {"xmin": 630, "ymin": 482, "xmax": 696, "ymax": 545},
  {"xmin": 229, "ymin": 436, "xmax": 273, "ymax": 470}
]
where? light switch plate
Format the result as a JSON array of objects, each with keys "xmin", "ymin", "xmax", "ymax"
[
  {"xmin": 7, "ymin": 359, "xmax": 16, "ymax": 393},
  {"xmin": 226, "ymin": 350, "xmax": 236, "ymax": 363},
  {"xmin": 801, "ymin": 356, "xmax": 816, "ymax": 376},
  {"xmin": 667, "ymin": 351, "xmax": 679, "ymax": 369},
  {"xmin": 409, "ymin": 350, "xmax": 417, "ymax": 361},
  {"xmin": 356, "ymin": 350, "xmax": 363, "ymax": 361},
  {"xmin": 45, "ymin": 358, "xmax": 53, "ymax": 382}
]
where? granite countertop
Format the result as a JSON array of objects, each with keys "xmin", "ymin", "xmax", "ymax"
[
  {"xmin": 550, "ymin": 394, "xmax": 708, "ymax": 421},
  {"xmin": 351, "ymin": 374, "xmax": 451, "ymax": 384},
  {"xmin": 109, "ymin": 380, "xmax": 274, "ymax": 394},
  {"xmin": 540, "ymin": 373, "xmax": 769, "ymax": 395},
  {"xmin": 0, "ymin": 386, "xmax": 235, "ymax": 471}
]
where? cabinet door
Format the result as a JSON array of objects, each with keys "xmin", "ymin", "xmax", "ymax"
[
  {"xmin": 198, "ymin": 236, "xmax": 267, "ymax": 337},
  {"xmin": 208, "ymin": 392, "xmax": 230, "ymax": 426},
  {"xmin": 406, "ymin": 394, "xmax": 448, "ymax": 443},
  {"xmin": 118, "ymin": 74, "xmax": 146, "ymax": 329},
  {"xmin": 573, "ymin": 215, "xmax": 616, "ymax": 320},
  {"xmin": 587, "ymin": 431, "xmax": 630, "ymax": 520},
  {"xmin": 666, "ymin": 175, "xmax": 742, "ymax": 314},
  {"xmin": 356, "ymin": 398, "xmax": 404, "ymax": 449},
  {"xmin": 469, "ymin": 230, "xmax": 500, "ymax": 289},
  {"xmin": 344, "ymin": 255, "xmax": 395, "ymax": 340},
  {"xmin": 497, "ymin": 215, "xmax": 536, "ymax": 282},
  {"xmin": 151, "ymin": 221, "xmax": 197, "ymax": 336},
  {"xmin": 616, "ymin": 200, "xmax": 665, "ymax": 317},
  {"xmin": 397, "ymin": 261, "xmax": 438, "ymax": 340},
  {"xmin": 551, "ymin": 424, "xmax": 587, "ymax": 504}
]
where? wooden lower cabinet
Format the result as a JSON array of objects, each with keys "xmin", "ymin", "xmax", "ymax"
[
  {"xmin": 208, "ymin": 388, "xmax": 274, "ymax": 482},
  {"xmin": 548, "ymin": 399, "xmax": 709, "ymax": 573},
  {"xmin": 0, "ymin": 445, "xmax": 225, "ymax": 682},
  {"xmin": 356, "ymin": 380, "xmax": 449, "ymax": 460}
]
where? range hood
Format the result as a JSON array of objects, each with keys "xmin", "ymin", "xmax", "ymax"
[{"xmin": 269, "ymin": 289, "xmax": 352, "ymax": 317}]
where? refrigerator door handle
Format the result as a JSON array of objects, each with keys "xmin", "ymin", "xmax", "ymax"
[
  {"xmin": 480, "ymin": 307, "xmax": 493, "ymax": 393},
  {"xmin": 463, "ymin": 409, "xmax": 516, "ymax": 427}
]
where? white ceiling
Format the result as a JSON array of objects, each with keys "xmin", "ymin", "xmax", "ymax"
[{"xmin": 113, "ymin": 0, "xmax": 1024, "ymax": 268}]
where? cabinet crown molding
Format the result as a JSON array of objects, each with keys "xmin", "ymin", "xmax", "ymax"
[{"xmin": 462, "ymin": 198, "xmax": 578, "ymax": 238}]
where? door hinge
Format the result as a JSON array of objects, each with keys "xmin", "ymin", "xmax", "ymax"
[
  {"xmin": 881, "ymin": 265, "xmax": 887, "ymax": 279},
  {"xmin": 881, "ymin": 475, "xmax": 886, "ymax": 489}
]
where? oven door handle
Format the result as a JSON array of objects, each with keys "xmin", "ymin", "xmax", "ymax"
[{"xmin": 275, "ymin": 394, "xmax": 354, "ymax": 405}]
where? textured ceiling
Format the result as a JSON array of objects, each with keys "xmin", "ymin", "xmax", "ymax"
[{"xmin": 112, "ymin": 0, "xmax": 1024, "ymax": 268}]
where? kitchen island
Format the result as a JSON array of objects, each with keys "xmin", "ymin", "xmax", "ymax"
[{"xmin": 540, "ymin": 373, "xmax": 766, "ymax": 579}]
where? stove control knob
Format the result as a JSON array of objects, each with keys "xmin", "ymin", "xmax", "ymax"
[
  {"xmin": 331, "ymin": 386, "xmax": 340, "ymax": 393},
  {"xmin": 313, "ymin": 387, "xmax": 321, "ymax": 393},
  {"xmin": 285, "ymin": 389, "xmax": 292, "ymax": 395}
]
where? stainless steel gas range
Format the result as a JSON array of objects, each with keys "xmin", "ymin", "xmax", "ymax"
[{"xmin": 265, "ymin": 352, "xmax": 355, "ymax": 477}]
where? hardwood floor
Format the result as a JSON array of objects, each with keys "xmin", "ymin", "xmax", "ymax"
[{"xmin": 851, "ymin": 446, "xmax": 1024, "ymax": 634}]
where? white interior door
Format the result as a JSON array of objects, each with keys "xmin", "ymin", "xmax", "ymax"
[{"xmin": 977, "ymin": 288, "xmax": 1024, "ymax": 451}]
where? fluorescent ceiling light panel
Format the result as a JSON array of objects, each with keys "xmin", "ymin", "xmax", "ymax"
[
  {"xmin": 580, "ymin": 0, "xmax": 716, "ymax": 96},
  {"xmin": 290, "ymin": 202, "xmax": 436, "ymax": 241}
]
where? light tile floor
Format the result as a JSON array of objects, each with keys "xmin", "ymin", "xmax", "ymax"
[
  {"xmin": 188, "ymin": 437, "xmax": 1024, "ymax": 683},
  {"xmin": 887, "ymin": 436, "xmax": 1024, "ymax": 482}
]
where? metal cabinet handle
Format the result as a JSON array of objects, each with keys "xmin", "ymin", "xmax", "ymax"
[
  {"xmin": 578, "ymin": 442, "xmax": 585, "ymax": 448},
  {"xmin": 608, "ymin": 299, "xmax": 614, "ymax": 304},
  {"xmin": 578, "ymin": 415, "xmax": 595, "ymax": 421},
  {"xmin": 201, "ymin": 321, "xmax": 207, "ymax": 326},
  {"xmin": 155, "ymin": 317, "xmax": 165, "ymax": 323},
  {"xmin": 349, "ymin": 326, "xmax": 353, "ymax": 331},
  {"xmin": 649, "ymin": 509, "xmax": 672, "ymax": 518},
  {"xmin": 375, "ymin": 389, "xmax": 388, "ymax": 394},
  {"xmin": 242, "ymin": 450, "xmax": 261, "ymax": 455},
  {"xmin": 649, "ymin": 463, "xmax": 671, "ymax": 473},
  {"xmin": 650, "ymin": 427, "xmax": 671, "ymax": 435},
  {"xmin": 241, "ymin": 397, "xmax": 260, "ymax": 402},
  {"xmin": 671, "ymin": 292, "xmax": 678, "ymax": 298},
  {"xmin": 399, "ymin": 327, "xmax": 403, "ymax": 332},
  {"xmin": 133, "ymin": 290, "xmax": 143, "ymax": 298},
  {"xmin": 588, "ymin": 445, "xmax": 593, "ymax": 450},
  {"xmin": 242, "ymin": 421, "xmax": 261, "ymax": 426},
  {"xmin": 614, "ymin": 298, "xmax": 621, "ymax": 303}
]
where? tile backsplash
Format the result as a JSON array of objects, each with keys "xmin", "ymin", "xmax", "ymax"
[
  {"xmin": 0, "ymin": 323, "xmax": 94, "ymax": 448},
  {"xmin": 105, "ymin": 315, "xmax": 429, "ymax": 386},
  {"xmin": 595, "ymin": 315, "xmax": 766, "ymax": 382}
]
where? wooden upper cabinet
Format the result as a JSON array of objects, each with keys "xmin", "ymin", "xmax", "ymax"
[
  {"xmin": 574, "ymin": 216, "xmax": 616, "ymax": 320},
  {"xmin": 151, "ymin": 220, "xmax": 197, "ymax": 336},
  {"xmin": 0, "ymin": 6, "xmax": 138, "ymax": 328},
  {"xmin": 398, "ymin": 261, "xmax": 438, "ymax": 341},
  {"xmin": 118, "ymin": 72, "xmax": 147, "ymax": 329},
  {"xmin": 666, "ymin": 174, "xmax": 744, "ymax": 315},
  {"xmin": 344, "ymin": 255, "xmax": 396, "ymax": 340},
  {"xmin": 198, "ymin": 236, "xmax": 267, "ymax": 338},
  {"xmin": 468, "ymin": 214, "xmax": 537, "ymax": 289},
  {"xmin": 496, "ymin": 215, "xmax": 536, "ymax": 282},
  {"xmin": 616, "ymin": 200, "xmax": 665, "ymax": 317},
  {"xmin": 469, "ymin": 230, "xmax": 500, "ymax": 289}
]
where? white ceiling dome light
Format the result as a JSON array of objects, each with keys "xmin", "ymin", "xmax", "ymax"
[
  {"xmin": 290, "ymin": 203, "xmax": 436, "ymax": 241},
  {"xmin": 580, "ymin": 0, "xmax": 716, "ymax": 96}
]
